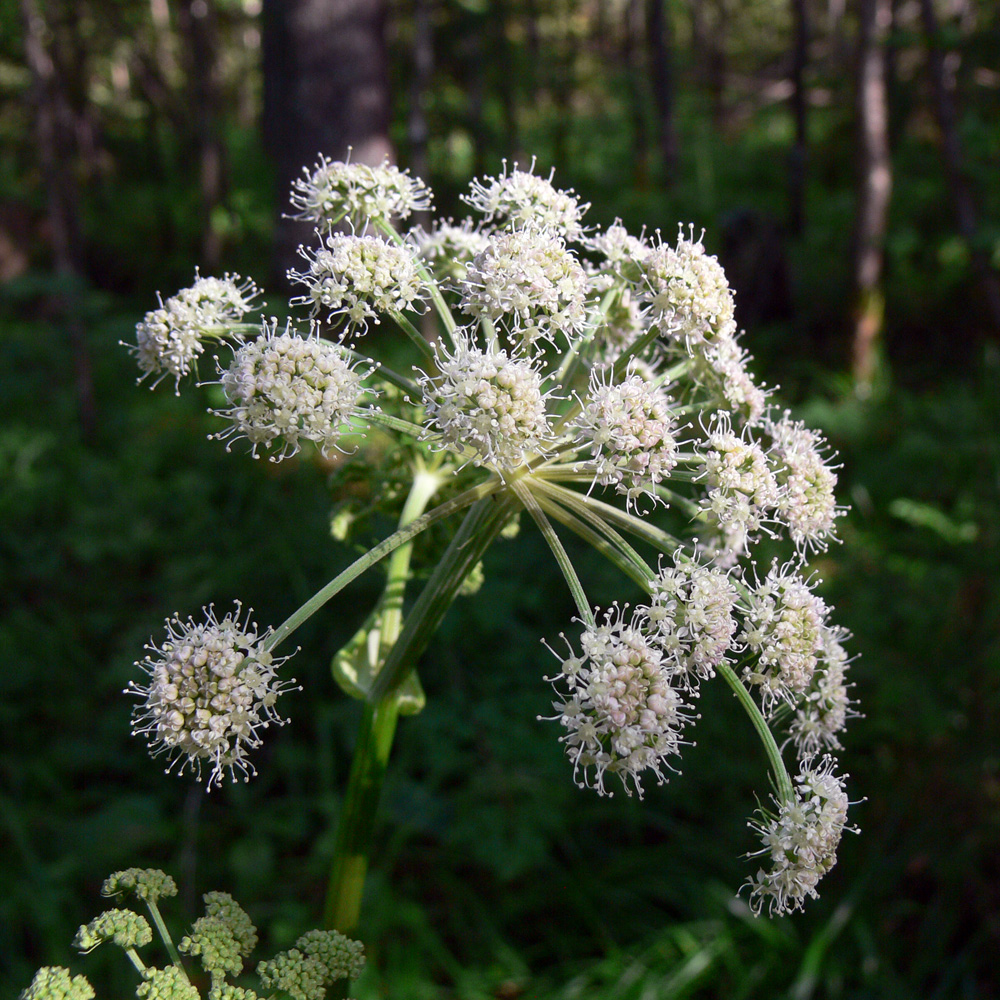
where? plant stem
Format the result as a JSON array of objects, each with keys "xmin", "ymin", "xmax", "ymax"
[
  {"xmin": 323, "ymin": 697, "xmax": 401, "ymax": 934},
  {"xmin": 323, "ymin": 467, "xmax": 443, "ymax": 935}
]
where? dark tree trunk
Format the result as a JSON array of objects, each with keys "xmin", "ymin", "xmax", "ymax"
[
  {"xmin": 176, "ymin": 0, "xmax": 226, "ymax": 270},
  {"xmin": 407, "ymin": 0, "xmax": 434, "ymax": 197},
  {"xmin": 788, "ymin": 0, "xmax": 809, "ymax": 234},
  {"xmin": 918, "ymin": 0, "xmax": 1000, "ymax": 332},
  {"xmin": 625, "ymin": 0, "xmax": 650, "ymax": 189},
  {"xmin": 20, "ymin": 0, "xmax": 94, "ymax": 434},
  {"xmin": 646, "ymin": 0, "xmax": 677, "ymax": 181},
  {"xmin": 852, "ymin": 0, "xmax": 893, "ymax": 393},
  {"xmin": 263, "ymin": 0, "xmax": 393, "ymax": 288}
]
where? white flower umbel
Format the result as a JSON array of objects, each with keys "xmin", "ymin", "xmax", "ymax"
[
  {"xmin": 745, "ymin": 755, "xmax": 855, "ymax": 915},
  {"xmin": 213, "ymin": 322, "xmax": 368, "ymax": 462},
  {"xmin": 740, "ymin": 563, "xmax": 830, "ymax": 716},
  {"xmin": 289, "ymin": 232, "xmax": 424, "ymax": 327},
  {"xmin": 131, "ymin": 273, "xmax": 260, "ymax": 392},
  {"xmin": 127, "ymin": 603, "xmax": 298, "ymax": 789},
  {"xmin": 787, "ymin": 626, "xmax": 856, "ymax": 756},
  {"xmin": 545, "ymin": 607, "xmax": 693, "ymax": 797},
  {"xmin": 698, "ymin": 414, "xmax": 781, "ymax": 539},
  {"xmin": 464, "ymin": 159, "xmax": 589, "ymax": 240},
  {"xmin": 638, "ymin": 226, "xmax": 735, "ymax": 347},
  {"xmin": 641, "ymin": 554, "xmax": 739, "ymax": 688},
  {"xmin": 584, "ymin": 219, "xmax": 651, "ymax": 270},
  {"xmin": 418, "ymin": 328, "xmax": 553, "ymax": 473},
  {"xmin": 412, "ymin": 218, "xmax": 490, "ymax": 282},
  {"xmin": 290, "ymin": 154, "xmax": 432, "ymax": 228},
  {"xmin": 766, "ymin": 412, "xmax": 842, "ymax": 552},
  {"xmin": 574, "ymin": 363, "xmax": 680, "ymax": 509},
  {"xmin": 698, "ymin": 328, "xmax": 768, "ymax": 425},
  {"xmin": 460, "ymin": 228, "xmax": 588, "ymax": 348}
]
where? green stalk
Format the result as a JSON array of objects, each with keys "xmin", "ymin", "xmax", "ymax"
[
  {"xmin": 369, "ymin": 490, "xmax": 519, "ymax": 702},
  {"xmin": 323, "ymin": 467, "xmax": 443, "ymax": 936},
  {"xmin": 511, "ymin": 479, "xmax": 595, "ymax": 627},
  {"xmin": 145, "ymin": 900, "xmax": 189, "ymax": 983},
  {"xmin": 715, "ymin": 659, "xmax": 794, "ymax": 802},
  {"xmin": 263, "ymin": 479, "xmax": 500, "ymax": 653},
  {"xmin": 323, "ymin": 697, "xmax": 400, "ymax": 935},
  {"xmin": 373, "ymin": 218, "xmax": 457, "ymax": 337}
]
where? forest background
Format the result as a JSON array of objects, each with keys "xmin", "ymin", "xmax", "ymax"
[{"xmin": 2, "ymin": 1, "xmax": 999, "ymax": 998}]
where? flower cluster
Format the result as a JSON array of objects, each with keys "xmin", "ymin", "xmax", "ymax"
[
  {"xmin": 464, "ymin": 159, "xmax": 588, "ymax": 240},
  {"xmin": 574, "ymin": 364, "xmax": 680, "ymax": 508},
  {"xmin": 256, "ymin": 930, "xmax": 365, "ymax": 1000},
  {"xmin": 123, "ymin": 155, "xmax": 858, "ymax": 921},
  {"xmin": 213, "ymin": 322, "xmax": 368, "ymax": 462},
  {"xmin": 290, "ymin": 232, "xmax": 425, "ymax": 326},
  {"xmin": 103, "ymin": 868, "xmax": 178, "ymax": 905},
  {"xmin": 459, "ymin": 228, "xmax": 589, "ymax": 347},
  {"xmin": 745, "ymin": 755, "xmax": 855, "ymax": 915},
  {"xmin": 418, "ymin": 330, "xmax": 553, "ymax": 472},
  {"xmin": 179, "ymin": 893, "xmax": 257, "ymax": 979},
  {"xmin": 20, "ymin": 968, "xmax": 95, "ymax": 1000},
  {"xmin": 22, "ymin": 872, "xmax": 364, "ymax": 1000},
  {"xmin": 131, "ymin": 273, "xmax": 259, "ymax": 391},
  {"xmin": 640, "ymin": 554, "xmax": 739, "ymax": 687},
  {"xmin": 637, "ymin": 226, "xmax": 735, "ymax": 345},
  {"xmin": 73, "ymin": 909, "xmax": 153, "ymax": 952},
  {"xmin": 740, "ymin": 562, "xmax": 830, "ymax": 716},
  {"xmin": 127, "ymin": 603, "xmax": 298, "ymax": 789},
  {"xmin": 546, "ymin": 606, "xmax": 693, "ymax": 797},
  {"xmin": 290, "ymin": 153, "xmax": 432, "ymax": 228}
]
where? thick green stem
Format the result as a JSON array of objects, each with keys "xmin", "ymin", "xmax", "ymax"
[
  {"xmin": 323, "ymin": 468, "xmax": 443, "ymax": 935},
  {"xmin": 323, "ymin": 698, "xmax": 400, "ymax": 934}
]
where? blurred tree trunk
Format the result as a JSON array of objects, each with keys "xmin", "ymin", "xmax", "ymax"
[
  {"xmin": 263, "ymin": 0, "xmax": 393, "ymax": 288},
  {"xmin": 176, "ymin": 0, "xmax": 226, "ymax": 270},
  {"xmin": 20, "ymin": 0, "xmax": 94, "ymax": 434},
  {"xmin": 645, "ymin": 0, "xmax": 677, "ymax": 182},
  {"xmin": 788, "ymin": 0, "xmax": 808, "ymax": 234},
  {"xmin": 851, "ymin": 0, "xmax": 893, "ymax": 394},
  {"xmin": 407, "ymin": 0, "xmax": 433, "ymax": 197},
  {"xmin": 625, "ymin": 0, "xmax": 650, "ymax": 188},
  {"xmin": 918, "ymin": 0, "xmax": 1000, "ymax": 332}
]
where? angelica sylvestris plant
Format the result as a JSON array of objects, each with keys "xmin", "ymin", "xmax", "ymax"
[
  {"xmin": 21, "ymin": 868, "xmax": 364, "ymax": 1000},
  {"xmin": 103, "ymin": 156, "xmax": 857, "ymax": 965}
]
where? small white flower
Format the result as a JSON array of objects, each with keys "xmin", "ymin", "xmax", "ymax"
[
  {"xmin": 698, "ymin": 328, "xmax": 768, "ymax": 425},
  {"xmin": 464, "ymin": 159, "xmax": 589, "ymax": 239},
  {"xmin": 418, "ymin": 328, "xmax": 553, "ymax": 473},
  {"xmin": 698, "ymin": 414, "xmax": 782, "ymax": 537},
  {"xmin": 641, "ymin": 554, "xmax": 739, "ymax": 687},
  {"xmin": 290, "ymin": 153, "xmax": 432, "ymax": 228},
  {"xmin": 544, "ymin": 606, "xmax": 693, "ymax": 797},
  {"xmin": 584, "ymin": 219, "xmax": 651, "ymax": 269},
  {"xmin": 575, "ymin": 363, "xmax": 679, "ymax": 509},
  {"xmin": 213, "ymin": 322, "xmax": 368, "ymax": 462},
  {"xmin": 460, "ymin": 229, "xmax": 589, "ymax": 348},
  {"xmin": 766, "ymin": 412, "xmax": 843, "ymax": 551},
  {"xmin": 740, "ymin": 563, "xmax": 830, "ymax": 716},
  {"xmin": 786, "ymin": 626, "xmax": 856, "ymax": 756},
  {"xmin": 289, "ymin": 232, "xmax": 424, "ymax": 327},
  {"xmin": 638, "ymin": 226, "xmax": 735, "ymax": 346},
  {"xmin": 127, "ymin": 602, "xmax": 298, "ymax": 789},
  {"xmin": 745, "ymin": 755, "xmax": 855, "ymax": 915},
  {"xmin": 411, "ymin": 218, "xmax": 490, "ymax": 282},
  {"xmin": 131, "ymin": 273, "xmax": 260, "ymax": 392}
]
